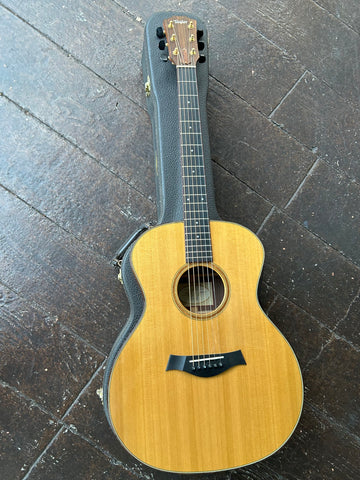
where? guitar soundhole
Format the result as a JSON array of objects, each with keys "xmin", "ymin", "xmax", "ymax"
[{"xmin": 177, "ymin": 265, "xmax": 226, "ymax": 315}]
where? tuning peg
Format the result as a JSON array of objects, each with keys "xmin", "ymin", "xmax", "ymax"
[
  {"xmin": 198, "ymin": 41, "xmax": 205, "ymax": 51},
  {"xmin": 156, "ymin": 27, "xmax": 165, "ymax": 38},
  {"xmin": 199, "ymin": 55, "xmax": 206, "ymax": 63},
  {"xmin": 197, "ymin": 29, "xmax": 204, "ymax": 40},
  {"xmin": 158, "ymin": 40, "xmax": 166, "ymax": 50}
]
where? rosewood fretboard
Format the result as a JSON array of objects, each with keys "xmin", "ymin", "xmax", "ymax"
[{"xmin": 177, "ymin": 65, "xmax": 213, "ymax": 264}]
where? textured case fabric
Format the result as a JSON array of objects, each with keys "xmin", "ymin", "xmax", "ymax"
[{"xmin": 103, "ymin": 11, "xmax": 219, "ymax": 421}]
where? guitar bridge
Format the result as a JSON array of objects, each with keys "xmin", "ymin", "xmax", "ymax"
[{"xmin": 166, "ymin": 349, "xmax": 246, "ymax": 377}]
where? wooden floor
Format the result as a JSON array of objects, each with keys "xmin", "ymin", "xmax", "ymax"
[{"xmin": 0, "ymin": 1, "xmax": 359, "ymax": 479}]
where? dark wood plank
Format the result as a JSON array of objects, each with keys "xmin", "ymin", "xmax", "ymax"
[
  {"xmin": 213, "ymin": 163, "xmax": 272, "ymax": 232},
  {"xmin": 335, "ymin": 293, "xmax": 360, "ymax": 349},
  {"xmin": 0, "ymin": 285, "xmax": 104, "ymax": 416},
  {"xmin": 0, "ymin": 96, "xmax": 155, "ymax": 259},
  {"xmin": 62, "ymin": 371, "xmax": 131, "ymax": 468},
  {"xmin": 267, "ymin": 293, "xmax": 332, "ymax": 370},
  {"xmin": 286, "ymin": 159, "xmax": 360, "ymax": 266},
  {"xmin": 0, "ymin": 8, "xmax": 155, "ymax": 200},
  {"xmin": 208, "ymin": 78, "xmax": 315, "ymax": 206},
  {"xmin": 305, "ymin": 336, "xmax": 359, "ymax": 436},
  {"xmin": 0, "ymin": 187, "xmax": 129, "ymax": 353},
  {"xmin": 218, "ymin": 0, "xmax": 360, "ymax": 105},
  {"xmin": 25, "ymin": 428, "xmax": 139, "ymax": 480},
  {"xmin": 315, "ymin": 0, "xmax": 360, "ymax": 34},
  {"xmin": 259, "ymin": 210, "xmax": 360, "ymax": 329},
  {"xmin": 2, "ymin": 0, "xmax": 146, "ymax": 107},
  {"xmin": 0, "ymin": 383, "xmax": 59, "ymax": 480},
  {"xmin": 272, "ymin": 72, "xmax": 360, "ymax": 182}
]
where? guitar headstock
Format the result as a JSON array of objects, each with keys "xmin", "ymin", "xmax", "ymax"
[{"xmin": 163, "ymin": 16, "xmax": 200, "ymax": 66}]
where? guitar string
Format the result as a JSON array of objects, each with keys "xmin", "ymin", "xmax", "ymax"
[
  {"xmin": 173, "ymin": 26, "xmax": 193, "ymax": 364},
  {"xmin": 186, "ymin": 62, "xmax": 207, "ymax": 367},
  {"xmin": 182, "ymin": 56, "xmax": 214, "ymax": 366},
  {"xmin": 185, "ymin": 62, "xmax": 211, "ymax": 367},
  {"xmin": 180, "ymin": 59, "xmax": 204, "ymax": 366},
  {"xmin": 187, "ymin": 61, "xmax": 218, "ymax": 365},
  {"xmin": 184, "ymin": 40, "xmax": 214, "ymax": 366},
  {"xmin": 175, "ymin": 22, "xmax": 219, "ymax": 367},
  {"xmin": 174, "ymin": 24, "xmax": 199, "ymax": 366}
]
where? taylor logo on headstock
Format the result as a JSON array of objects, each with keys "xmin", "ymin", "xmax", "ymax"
[{"xmin": 163, "ymin": 16, "xmax": 200, "ymax": 66}]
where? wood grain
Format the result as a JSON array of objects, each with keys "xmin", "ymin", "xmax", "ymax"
[{"xmin": 108, "ymin": 221, "xmax": 303, "ymax": 473}]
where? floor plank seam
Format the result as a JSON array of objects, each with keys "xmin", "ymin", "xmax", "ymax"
[
  {"xmin": 0, "ymin": 279, "xmax": 110, "ymax": 358},
  {"xmin": 216, "ymin": 0, "xmax": 360, "ymax": 110},
  {"xmin": 209, "ymin": 76, "xmax": 319, "ymax": 156},
  {"xmin": 216, "ymin": 0, "xmax": 297, "ymax": 58},
  {"xmin": 0, "ymin": 2, "xmax": 146, "ymax": 111},
  {"xmin": 263, "ymin": 292, "xmax": 279, "ymax": 315},
  {"xmin": 211, "ymin": 160, "xmax": 360, "ymax": 269},
  {"xmin": 60, "ymin": 360, "xmax": 107, "ymax": 422},
  {"xmin": 212, "ymin": 159, "xmax": 274, "ymax": 207},
  {"xmin": 333, "ymin": 286, "xmax": 360, "ymax": 333},
  {"xmin": 270, "ymin": 207, "xmax": 360, "ymax": 271},
  {"xmin": 319, "ymin": 157, "xmax": 360, "ymax": 189},
  {"xmin": 0, "ymin": 93, "xmax": 152, "ymax": 203},
  {"xmin": 1, "ymin": 379, "xmax": 146, "ymax": 479},
  {"xmin": 256, "ymin": 206, "xmax": 276, "ymax": 236},
  {"xmin": 269, "ymin": 71, "xmax": 309, "ymax": 119},
  {"xmin": 0, "ymin": 380, "xmax": 61, "ymax": 423},
  {"xmin": 21, "ymin": 425, "xmax": 66, "ymax": 480},
  {"xmin": 306, "ymin": 67, "xmax": 360, "ymax": 110},
  {"xmin": 59, "ymin": 324, "xmax": 108, "ymax": 358},
  {"xmin": 306, "ymin": 399, "xmax": 360, "ymax": 443},
  {"xmin": 270, "ymin": 117, "xmax": 360, "ymax": 187},
  {"xmin": 304, "ymin": 333, "xmax": 336, "ymax": 370},
  {"xmin": 310, "ymin": 0, "xmax": 360, "ymax": 37},
  {"xmin": 0, "ymin": 180, "xmax": 119, "ymax": 267},
  {"xmin": 110, "ymin": 0, "xmax": 145, "ymax": 25},
  {"xmin": 0, "ymin": 279, "xmax": 54, "ymax": 319},
  {"xmin": 266, "ymin": 287, "xmax": 335, "ymax": 338},
  {"xmin": 283, "ymin": 158, "xmax": 320, "ymax": 209},
  {"xmin": 54, "ymin": 426, "xmax": 153, "ymax": 480}
]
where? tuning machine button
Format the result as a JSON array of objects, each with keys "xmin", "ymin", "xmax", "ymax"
[
  {"xmin": 199, "ymin": 55, "xmax": 206, "ymax": 63},
  {"xmin": 197, "ymin": 29, "xmax": 204, "ymax": 40},
  {"xmin": 198, "ymin": 41, "xmax": 205, "ymax": 51},
  {"xmin": 156, "ymin": 27, "xmax": 165, "ymax": 38},
  {"xmin": 158, "ymin": 40, "xmax": 166, "ymax": 50}
]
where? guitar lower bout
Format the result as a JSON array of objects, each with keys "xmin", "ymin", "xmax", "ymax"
[{"xmin": 107, "ymin": 221, "xmax": 303, "ymax": 473}]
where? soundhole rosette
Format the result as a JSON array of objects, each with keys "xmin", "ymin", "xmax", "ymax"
[{"xmin": 172, "ymin": 263, "xmax": 229, "ymax": 319}]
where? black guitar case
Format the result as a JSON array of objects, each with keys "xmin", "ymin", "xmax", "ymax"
[{"xmin": 103, "ymin": 11, "xmax": 220, "ymax": 424}]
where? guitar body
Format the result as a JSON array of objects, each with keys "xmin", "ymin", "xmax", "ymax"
[
  {"xmin": 108, "ymin": 221, "xmax": 303, "ymax": 473},
  {"xmin": 104, "ymin": 12, "xmax": 303, "ymax": 473}
]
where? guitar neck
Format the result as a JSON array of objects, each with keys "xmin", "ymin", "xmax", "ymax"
[{"xmin": 177, "ymin": 65, "xmax": 213, "ymax": 264}]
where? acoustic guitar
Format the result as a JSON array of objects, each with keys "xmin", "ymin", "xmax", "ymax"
[{"xmin": 104, "ymin": 13, "xmax": 303, "ymax": 473}]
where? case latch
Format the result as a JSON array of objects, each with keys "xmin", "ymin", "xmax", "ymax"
[{"xmin": 112, "ymin": 223, "xmax": 153, "ymax": 283}]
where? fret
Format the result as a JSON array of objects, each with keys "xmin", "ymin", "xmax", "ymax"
[
  {"xmin": 185, "ymin": 241, "xmax": 212, "ymax": 246},
  {"xmin": 183, "ymin": 174, "xmax": 205, "ymax": 180},
  {"xmin": 184, "ymin": 210, "xmax": 210, "ymax": 215}
]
